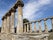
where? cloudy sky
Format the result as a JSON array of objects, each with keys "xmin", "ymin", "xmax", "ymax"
[{"xmin": 0, "ymin": 0, "xmax": 53, "ymax": 30}]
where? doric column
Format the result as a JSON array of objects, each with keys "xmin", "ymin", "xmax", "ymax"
[
  {"xmin": 10, "ymin": 8, "xmax": 15, "ymax": 33},
  {"xmin": 38, "ymin": 20, "xmax": 42, "ymax": 33},
  {"xmin": 27, "ymin": 23, "xmax": 29, "ymax": 33},
  {"xmin": 17, "ymin": 0, "xmax": 24, "ymax": 34},
  {"xmin": 44, "ymin": 18, "xmax": 48, "ymax": 33},
  {"xmin": 50, "ymin": 17, "xmax": 53, "ymax": 31},
  {"xmin": 24, "ymin": 24, "xmax": 26, "ymax": 33},
  {"xmin": 4, "ymin": 16, "xmax": 7, "ymax": 33},
  {"xmin": 34, "ymin": 22, "xmax": 36, "ymax": 33},
  {"xmin": 1, "ymin": 19, "xmax": 4, "ymax": 33},
  {"xmin": 6, "ymin": 13, "xmax": 10, "ymax": 33},
  {"xmin": 30, "ymin": 23, "xmax": 32, "ymax": 33}
]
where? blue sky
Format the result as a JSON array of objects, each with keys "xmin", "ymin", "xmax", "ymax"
[{"xmin": 0, "ymin": 0, "xmax": 53, "ymax": 30}]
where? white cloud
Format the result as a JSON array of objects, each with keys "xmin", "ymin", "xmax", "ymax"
[{"xmin": 23, "ymin": 0, "xmax": 51, "ymax": 21}]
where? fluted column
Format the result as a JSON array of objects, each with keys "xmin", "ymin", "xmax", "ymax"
[
  {"xmin": 34, "ymin": 22, "xmax": 36, "ymax": 33},
  {"xmin": 51, "ymin": 17, "xmax": 53, "ymax": 31},
  {"xmin": 6, "ymin": 14, "xmax": 10, "ymax": 33},
  {"xmin": 1, "ymin": 19, "xmax": 4, "ymax": 33},
  {"xmin": 24, "ymin": 24, "xmax": 26, "ymax": 33},
  {"xmin": 30, "ymin": 23, "xmax": 32, "ymax": 33},
  {"xmin": 38, "ymin": 20, "xmax": 42, "ymax": 33},
  {"xmin": 27, "ymin": 23, "xmax": 29, "ymax": 33},
  {"xmin": 44, "ymin": 18, "xmax": 48, "ymax": 33},
  {"xmin": 10, "ymin": 9, "xmax": 15, "ymax": 33},
  {"xmin": 4, "ymin": 17, "xmax": 7, "ymax": 33},
  {"xmin": 17, "ymin": 0, "xmax": 24, "ymax": 34}
]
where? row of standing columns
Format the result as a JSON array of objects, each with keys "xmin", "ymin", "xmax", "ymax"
[
  {"xmin": 1, "ymin": 0, "xmax": 24, "ymax": 34},
  {"xmin": 1, "ymin": 10, "xmax": 15, "ymax": 34},
  {"xmin": 1, "ymin": 0, "xmax": 53, "ymax": 34},
  {"xmin": 23, "ymin": 17, "xmax": 53, "ymax": 33}
]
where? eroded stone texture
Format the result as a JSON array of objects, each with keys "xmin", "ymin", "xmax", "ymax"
[
  {"xmin": 10, "ymin": 12, "xmax": 15, "ymax": 33},
  {"xmin": 38, "ymin": 21, "xmax": 42, "ymax": 33},
  {"xmin": 34, "ymin": 22, "xmax": 36, "ymax": 33},
  {"xmin": 17, "ymin": 6, "xmax": 23, "ymax": 34},
  {"xmin": 7, "ymin": 16, "xmax": 10, "ymax": 33},
  {"xmin": 0, "ymin": 32, "xmax": 49, "ymax": 40},
  {"xmin": 44, "ymin": 19, "xmax": 48, "ymax": 33}
]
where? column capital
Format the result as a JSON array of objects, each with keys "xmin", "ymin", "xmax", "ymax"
[
  {"xmin": 16, "ymin": 0, "xmax": 24, "ymax": 7},
  {"xmin": 5, "ymin": 13, "xmax": 11, "ymax": 17},
  {"xmin": 10, "ymin": 8, "xmax": 16, "ymax": 13},
  {"xmin": 50, "ymin": 17, "xmax": 53, "ymax": 19},
  {"xmin": 38, "ymin": 20, "xmax": 42, "ymax": 22},
  {"xmin": 2, "ymin": 15, "xmax": 7, "ymax": 20},
  {"xmin": 44, "ymin": 18, "xmax": 48, "ymax": 21}
]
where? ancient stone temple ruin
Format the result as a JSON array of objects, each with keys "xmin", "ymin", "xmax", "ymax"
[{"xmin": 0, "ymin": 0, "xmax": 53, "ymax": 40}]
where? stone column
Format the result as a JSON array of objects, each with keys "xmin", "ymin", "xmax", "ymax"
[
  {"xmin": 27, "ymin": 23, "xmax": 29, "ymax": 33},
  {"xmin": 1, "ymin": 19, "xmax": 4, "ymax": 33},
  {"xmin": 4, "ymin": 16, "xmax": 7, "ymax": 33},
  {"xmin": 38, "ymin": 20, "xmax": 42, "ymax": 33},
  {"xmin": 30, "ymin": 23, "xmax": 32, "ymax": 33},
  {"xmin": 51, "ymin": 17, "xmax": 53, "ymax": 31},
  {"xmin": 34, "ymin": 22, "xmax": 36, "ymax": 33},
  {"xmin": 10, "ymin": 8, "xmax": 15, "ymax": 33},
  {"xmin": 24, "ymin": 24, "xmax": 26, "ymax": 33},
  {"xmin": 17, "ymin": 0, "xmax": 24, "ymax": 34},
  {"xmin": 44, "ymin": 18, "xmax": 48, "ymax": 33},
  {"xmin": 6, "ymin": 13, "xmax": 10, "ymax": 33}
]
